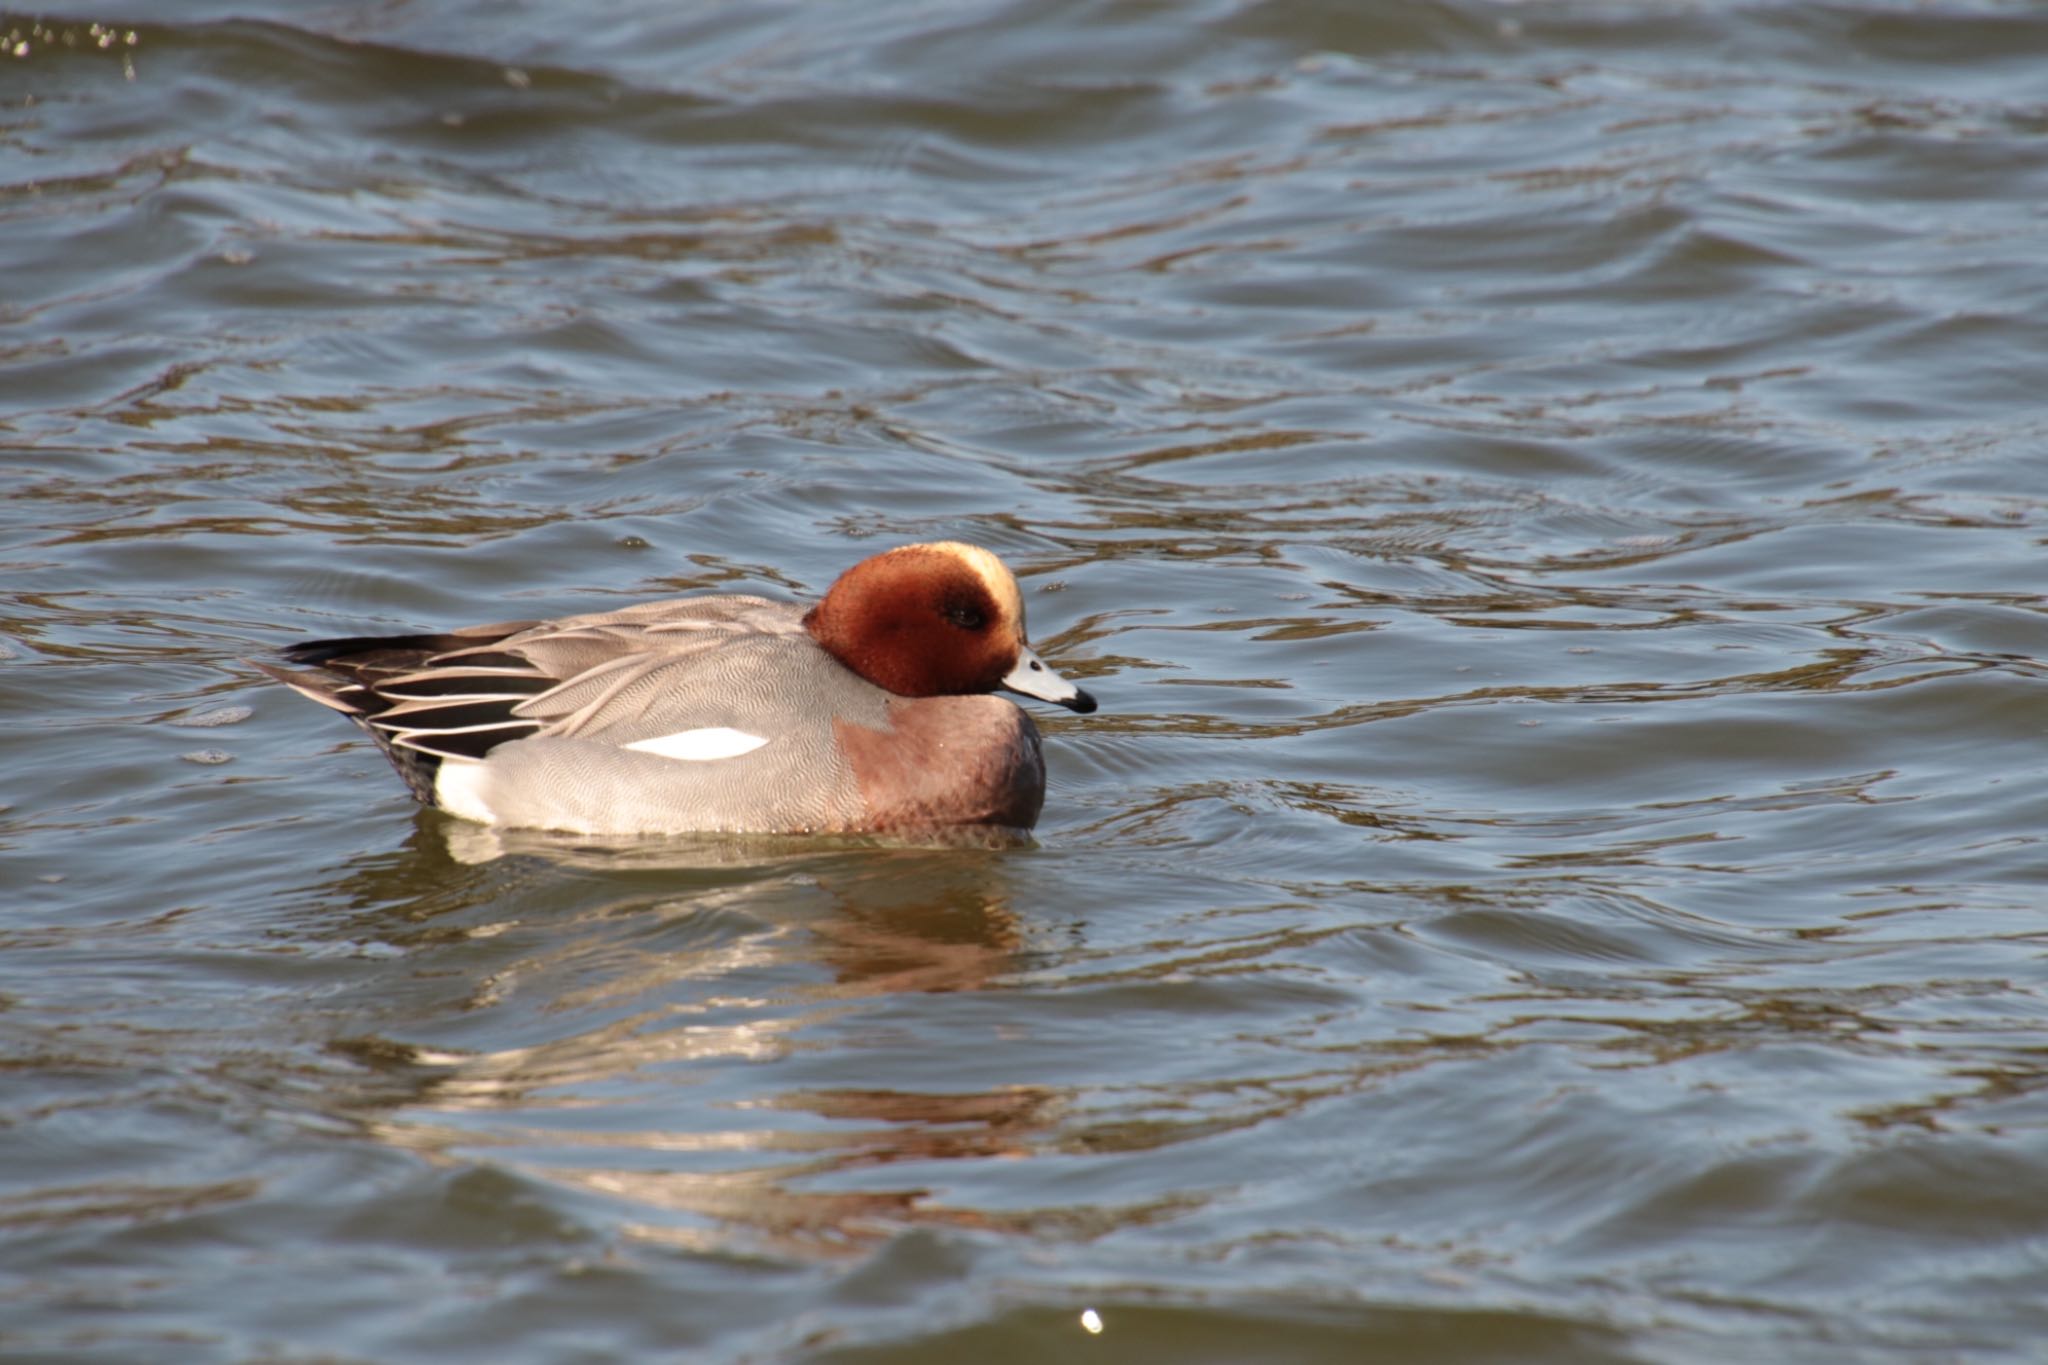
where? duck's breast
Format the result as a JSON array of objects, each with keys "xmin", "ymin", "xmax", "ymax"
[{"xmin": 833, "ymin": 695, "xmax": 1045, "ymax": 833}]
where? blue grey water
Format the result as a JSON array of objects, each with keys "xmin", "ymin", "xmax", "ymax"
[{"xmin": 5, "ymin": 2, "xmax": 2047, "ymax": 1360}]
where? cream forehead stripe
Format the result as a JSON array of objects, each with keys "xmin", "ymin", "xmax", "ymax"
[{"xmin": 920, "ymin": 541, "xmax": 1025, "ymax": 632}]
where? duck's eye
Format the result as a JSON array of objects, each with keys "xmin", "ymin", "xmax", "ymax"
[{"xmin": 946, "ymin": 604, "xmax": 987, "ymax": 631}]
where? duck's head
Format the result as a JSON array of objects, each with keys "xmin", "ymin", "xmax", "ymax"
[{"xmin": 803, "ymin": 541, "xmax": 1097, "ymax": 713}]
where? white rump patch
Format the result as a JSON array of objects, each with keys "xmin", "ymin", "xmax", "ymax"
[
  {"xmin": 623, "ymin": 727, "xmax": 770, "ymax": 762},
  {"xmin": 434, "ymin": 759, "xmax": 498, "ymax": 825}
]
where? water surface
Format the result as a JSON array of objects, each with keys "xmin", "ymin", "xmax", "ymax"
[{"xmin": 6, "ymin": 2, "xmax": 2048, "ymax": 1360}]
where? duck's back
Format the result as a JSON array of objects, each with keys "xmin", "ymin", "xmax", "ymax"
[{"xmin": 463, "ymin": 627, "xmax": 891, "ymax": 833}]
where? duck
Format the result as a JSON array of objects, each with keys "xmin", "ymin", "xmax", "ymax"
[{"xmin": 256, "ymin": 541, "xmax": 1098, "ymax": 837}]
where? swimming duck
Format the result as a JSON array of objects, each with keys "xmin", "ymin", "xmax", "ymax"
[{"xmin": 257, "ymin": 541, "xmax": 1097, "ymax": 836}]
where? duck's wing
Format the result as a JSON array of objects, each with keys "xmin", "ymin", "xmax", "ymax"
[{"xmin": 258, "ymin": 595, "xmax": 803, "ymax": 767}]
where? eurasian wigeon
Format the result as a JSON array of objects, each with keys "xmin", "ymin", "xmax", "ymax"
[{"xmin": 257, "ymin": 541, "xmax": 1098, "ymax": 836}]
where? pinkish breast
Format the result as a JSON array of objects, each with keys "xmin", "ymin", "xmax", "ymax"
[{"xmin": 833, "ymin": 696, "xmax": 1045, "ymax": 832}]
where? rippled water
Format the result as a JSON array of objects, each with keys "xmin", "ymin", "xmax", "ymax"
[{"xmin": 7, "ymin": 2, "xmax": 2048, "ymax": 1360}]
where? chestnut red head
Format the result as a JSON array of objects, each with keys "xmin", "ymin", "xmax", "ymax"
[{"xmin": 803, "ymin": 542, "xmax": 1096, "ymax": 712}]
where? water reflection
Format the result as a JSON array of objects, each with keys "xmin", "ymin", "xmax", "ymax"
[{"xmin": 323, "ymin": 822, "xmax": 1073, "ymax": 1255}]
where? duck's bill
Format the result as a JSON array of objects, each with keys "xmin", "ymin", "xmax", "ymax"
[{"xmin": 1001, "ymin": 645, "xmax": 1098, "ymax": 714}]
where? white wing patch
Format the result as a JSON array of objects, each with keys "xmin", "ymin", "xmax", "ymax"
[{"xmin": 623, "ymin": 727, "xmax": 770, "ymax": 762}]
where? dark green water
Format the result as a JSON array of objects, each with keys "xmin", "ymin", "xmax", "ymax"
[{"xmin": 5, "ymin": 2, "xmax": 2048, "ymax": 1360}]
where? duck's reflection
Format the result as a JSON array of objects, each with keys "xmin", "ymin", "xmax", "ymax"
[{"xmin": 323, "ymin": 818, "xmax": 1071, "ymax": 1256}]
